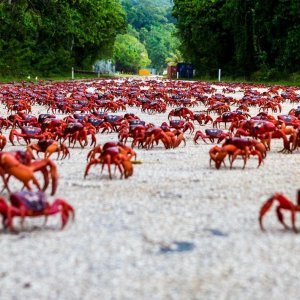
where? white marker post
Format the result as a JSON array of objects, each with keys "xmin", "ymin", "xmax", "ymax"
[
  {"xmin": 177, "ymin": 72, "xmax": 179, "ymax": 79},
  {"xmin": 218, "ymin": 69, "xmax": 221, "ymax": 82},
  {"xmin": 72, "ymin": 67, "xmax": 74, "ymax": 80}
]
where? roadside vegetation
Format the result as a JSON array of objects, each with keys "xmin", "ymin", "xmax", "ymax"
[
  {"xmin": 0, "ymin": 0, "xmax": 299, "ymax": 85},
  {"xmin": 173, "ymin": 0, "xmax": 300, "ymax": 81}
]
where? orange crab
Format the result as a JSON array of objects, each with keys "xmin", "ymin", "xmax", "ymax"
[
  {"xmin": 9, "ymin": 126, "xmax": 52, "ymax": 145},
  {"xmin": 259, "ymin": 191, "xmax": 300, "ymax": 233},
  {"xmin": 84, "ymin": 142, "xmax": 136, "ymax": 179},
  {"xmin": 0, "ymin": 151, "xmax": 58, "ymax": 195},
  {"xmin": 27, "ymin": 139, "xmax": 70, "ymax": 159},
  {"xmin": 209, "ymin": 138, "xmax": 266, "ymax": 169},
  {"xmin": 87, "ymin": 142, "xmax": 136, "ymax": 162},
  {"xmin": 0, "ymin": 133, "xmax": 7, "ymax": 151}
]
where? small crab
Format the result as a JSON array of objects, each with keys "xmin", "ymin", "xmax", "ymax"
[
  {"xmin": 0, "ymin": 191, "xmax": 74, "ymax": 230},
  {"xmin": 84, "ymin": 142, "xmax": 136, "ymax": 179},
  {"xmin": 9, "ymin": 126, "xmax": 51, "ymax": 145},
  {"xmin": 194, "ymin": 128, "xmax": 231, "ymax": 144},
  {"xmin": 27, "ymin": 139, "xmax": 70, "ymax": 159}
]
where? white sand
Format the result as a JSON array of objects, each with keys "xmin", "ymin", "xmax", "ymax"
[{"xmin": 0, "ymin": 79, "xmax": 300, "ymax": 300}]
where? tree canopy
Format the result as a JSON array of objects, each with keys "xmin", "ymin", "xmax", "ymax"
[
  {"xmin": 120, "ymin": 0, "xmax": 179, "ymax": 73},
  {"xmin": 0, "ymin": 0, "xmax": 126, "ymax": 76},
  {"xmin": 114, "ymin": 33, "xmax": 151, "ymax": 73},
  {"xmin": 172, "ymin": 0, "xmax": 300, "ymax": 79}
]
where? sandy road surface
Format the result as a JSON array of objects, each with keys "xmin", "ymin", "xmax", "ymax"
[{"xmin": 0, "ymin": 80, "xmax": 300, "ymax": 300}]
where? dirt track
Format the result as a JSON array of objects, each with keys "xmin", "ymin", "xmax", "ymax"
[{"xmin": 0, "ymin": 79, "xmax": 300, "ymax": 299}]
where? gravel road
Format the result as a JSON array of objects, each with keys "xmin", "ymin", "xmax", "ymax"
[{"xmin": 0, "ymin": 79, "xmax": 300, "ymax": 300}]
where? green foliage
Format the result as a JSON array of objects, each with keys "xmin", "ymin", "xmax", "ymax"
[
  {"xmin": 121, "ymin": 0, "xmax": 179, "ymax": 73},
  {"xmin": 121, "ymin": 0, "xmax": 169, "ymax": 30},
  {"xmin": 0, "ymin": 0, "xmax": 126, "ymax": 76},
  {"xmin": 173, "ymin": 0, "xmax": 300, "ymax": 78},
  {"xmin": 173, "ymin": 0, "xmax": 234, "ymax": 76},
  {"xmin": 165, "ymin": 49, "xmax": 184, "ymax": 66},
  {"xmin": 141, "ymin": 23, "xmax": 179, "ymax": 72},
  {"xmin": 114, "ymin": 33, "xmax": 151, "ymax": 73}
]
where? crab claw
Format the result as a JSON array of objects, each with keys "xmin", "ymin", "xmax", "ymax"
[
  {"xmin": 30, "ymin": 158, "xmax": 58, "ymax": 195},
  {"xmin": 259, "ymin": 193, "xmax": 298, "ymax": 232},
  {"xmin": 51, "ymin": 199, "xmax": 75, "ymax": 229}
]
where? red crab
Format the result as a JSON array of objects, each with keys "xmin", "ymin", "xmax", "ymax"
[
  {"xmin": 38, "ymin": 114, "xmax": 57, "ymax": 124},
  {"xmin": 235, "ymin": 120, "xmax": 293, "ymax": 153},
  {"xmin": 0, "ymin": 191, "xmax": 74, "ymax": 230},
  {"xmin": 129, "ymin": 124, "xmax": 148, "ymax": 148},
  {"xmin": 194, "ymin": 129, "xmax": 231, "ymax": 144},
  {"xmin": 0, "ymin": 117, "xmax": 13, "ymax": 130},
  {"xmin": 61, "ymin": 122, "xmax": 96, "ymax": 148},
  {"xmin": 27, "ymin": 139, "xmax": 70, "ymax": 159},
  {"xmin": 6, "ymin": 99, "xmax": 31, "ymax": 114},
  {"xmin": 84, "ymin": 142, "xmax": 135, "ymax": 179},
  {"xmin": 259, "ymin": 100, "xmax": 282, "ymax": 113},
  {"xmin": 209, "ymin": 137, "xmax": 266, "ymax": 169},
  {"xmin": 207, "ymin": 102, "xmax": 230, "ymax": 115},
  {"xmin": 168, "ymin": 107, "xmax": 194, "ymax": 121},
  {"xmin": 223, "ymin": 137, "xmax": 267, "ymax": 158},
  {"xmin": 0, "ymin": 151, "xmax": 58, "ymax": 195},
  {"xmin": 9, "ymin": 126, "xmax": 51, "ymax": 145},
  {"xmin": 277, "ymin": 115, "xmax": 300, "ymax": 127},
  {"xmin": 85, "ymin": 117, "xmax": 113, "ymax": 133},
  {"xmin": 8, "ymin": 112, "xmax": 38, "ymax": 128},
  {"xmin": 103, "ymin": 115, "xmax": 124, "ymax": 132},
  {"xmin": 193, "ymin": 112, "xmax": 213, "ymax": 126},
  {"xmin": 0, "ymin": 133, "xmax": 7, "ymax": 151},
  {"xmin": 86, "ymin": 142, "xmax": 136, "ymax": 162},
  {"xmin": 141, "ymin": 100, "xmax": 166, "ymax": 113},
  {"xmin": 259, "ymin": 190, "xmax": 300, "ymax": 232},
  {"xmin": 288, "ymin": 106, "xmax": 300, "ymax": 119},
  {"xmin": 161, "ymin": 120, "xmax": 194, "ymax": 134},
  {"xmin": 234, "ymin": 119, "xmax": 274, "ymax": 137},
  {"xmin": 213, "ymin": 111, "xmax": 248, "ymax": 128},
  {"xmin": 143, "ymin": 127, "xmax": 184, "ymax": 150}
]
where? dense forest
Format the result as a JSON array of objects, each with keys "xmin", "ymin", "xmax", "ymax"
[
  {"xmin": 0, "ymin": 0, "xmax": 177, "ymax": 76},
  {"xmin": 116, "ymin": 0, "xmax": 178, "ymax": 73},
  {"xmin": 1, "ymin": 0, "xmax": 299, "ymax": 80},
  {"xmin": 173, "ymin": 0, "xmax": 300, "ymax": 80},
  {"xmin": 0, "ymin": 0, "xmax": 126, "ymax": 76}
]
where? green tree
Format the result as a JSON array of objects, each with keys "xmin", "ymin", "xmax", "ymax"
[
  {"xmin": 121, "ymin": 0, "xmax": 179, "ymax": 73},
  {"xmin": 173, "ymin": 0, "xmax": 233, "ymax": 76},
  {"xmin": 0, "ymin": 0, "xmax": 126, "ymax": 75},
  {"xmin": 165, "ymin": 49, "xmax": 184, "ymax": 66},
  {"xmin": 121, "ymin": 0, "xmax": 169, "ymax": 30},
  {"xmin": 257, "ymin": 0, "xmax": 300, "ymax": 73},
  {"xmin": 114, "ymin": 33, "xmax": 151, "ymax": 73},
  {"xmin": 0, "ymin": 1, "xmax": 39, "ymax": 75},
  {"xmin": 141, "ymin": 23, "xmax": 179, "ymax": 73},
  {"xmin": 172, "ymin": 0, "xmax": 300, "ymax": 78}
]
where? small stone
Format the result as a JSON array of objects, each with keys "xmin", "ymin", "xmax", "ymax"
[
  {"xmin": 160, "ymin": 241, "xmax": 195, "ymax": 253},
  {"xmin": 23, "ymin": 282, "xmax": 31, "ymax": 289},
  {"xmin": 204, "ymin": 228, "xmax": 228, "ymax": 237}
]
